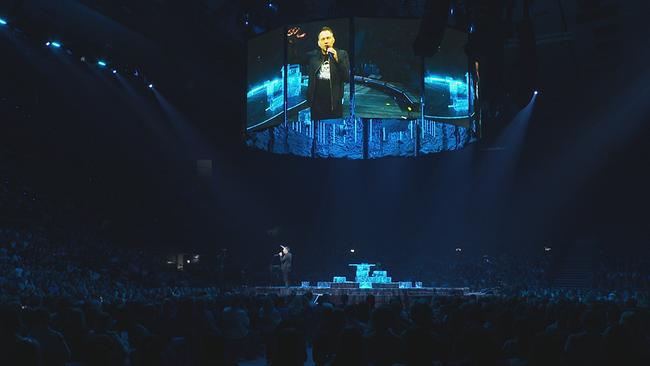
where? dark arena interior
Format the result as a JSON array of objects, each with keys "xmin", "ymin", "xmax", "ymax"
[{"xmin": 2, "ymin": 1, "xmax": 650, "ymax": 365}]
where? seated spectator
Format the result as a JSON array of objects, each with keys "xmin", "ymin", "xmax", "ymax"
[
  {"xmin": 402, "ymin": 302, "xmax": 443, "ymax": 365},
  {"xmin": 25, "ymin": 307, "xmax": 71, "ymax": 366},
  {"xmin": 564, "ymin": 308, "xmax": 605, "ymax": 365},
  {"xmin": 270, "ymin": 327, "xmax": 307, "ymax": 366},
  {"xmin": 328, "ymin": 326, "xmax": 367, "ymax": 366},
  {"xmin": 364, "ymin": 305, "xmax": 404, "ymax": 366}
]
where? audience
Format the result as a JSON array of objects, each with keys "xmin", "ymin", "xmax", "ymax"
[{"xmin": 1, "ymin": 177, "xmax": 650, "ymax": 365}]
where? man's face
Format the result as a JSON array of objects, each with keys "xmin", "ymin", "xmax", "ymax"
[{"xmin": 318, "ymin": 30, "xmax": 335, "ymax": 52}]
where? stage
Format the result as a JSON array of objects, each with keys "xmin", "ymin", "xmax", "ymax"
[{"xmin": 253, "ymin": 286, "xmax": 471, "ymax": 304}]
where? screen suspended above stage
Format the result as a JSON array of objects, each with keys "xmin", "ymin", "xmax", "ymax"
[{"xmin": 245, "ymin": 18, "xmax": 480, "ymax": 159}]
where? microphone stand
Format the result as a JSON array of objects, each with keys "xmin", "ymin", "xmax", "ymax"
[
  {"xmin": 269, "ymin": 253, "xmax": 276, "ymax": 287},
  {"xmin": 328, "ymin": 51, "xmax": 334, "ymax": 112}
]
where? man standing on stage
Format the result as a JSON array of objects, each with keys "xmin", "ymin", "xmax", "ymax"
[
  {"xmin": 306, "ymin": 26, "xmax": 350, "ymax": 121},
  {"xmin": 279, "ymin": 245, "xmax": 292, "ymax": 287}
]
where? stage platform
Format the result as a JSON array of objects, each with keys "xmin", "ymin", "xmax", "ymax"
[{"xmin": 253, "ymin": 286, "xmax": 471, "ymax": 305}]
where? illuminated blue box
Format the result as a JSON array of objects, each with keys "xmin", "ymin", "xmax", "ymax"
[
  {"xmin": 287, "ymin": 64, "xmax": 302, "ymax": 98},
  {"xmin": 317, "ymin": 282, "xmax": 331, "ymax": 288},
  {"xmin": 333, "ymin": 276, "xmax": 346, "ymax": 283},
  {"xmin": 399, "ymin": 282, "xmax": 412, "ymax": 289},
  {"xmin": 301, "ymin": 281, "xmax": 310, "ymax": 288}
]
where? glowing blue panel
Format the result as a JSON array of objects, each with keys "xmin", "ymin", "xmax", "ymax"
[
  {"xmin": 333, "ymin": 276, "xmax": 347, "ymax": 283},
  {"xmin": 301, "ymin": 281, "xmax": 310, "ymax": 287},
  {"xmin": 247, "ymin": 78, "xmax": 282, "ymax": 98},
  {"xmin": 247, "ymin": 27, "xmax": 284, "ymax": 130},
  {"xmin": 97, "ymin": 60, "xmax": 107, "ymax": 67},
  {"xmin": 286, "ymin": 64, "xmax": 303, "ymax": 98},
  {"xmin": 349, "ymin": 263, "xmax": 376, "ymax": 282},
  {"xmin": 398, "ymin": 282, "xmax": 412, "ymax": 289},
  {"xmin": 50, "ymin": 41, "xmax": 62, "ymax": 48},
  {"xmin": 317, "ymin": 282, "xmax": 331, "ymax": 288},
  {"xmin": 0, "ymin": 18, "xmax": 7, "ymax": 25}
]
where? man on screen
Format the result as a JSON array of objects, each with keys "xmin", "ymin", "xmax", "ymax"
[{"xmin": 306, "ymin": 27, "xmax": 350, "ymax": 121}]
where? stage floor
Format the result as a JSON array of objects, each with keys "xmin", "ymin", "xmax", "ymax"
[{"xmin": 254, "ymin": 286, "xmax": 471, "ymax": 304}]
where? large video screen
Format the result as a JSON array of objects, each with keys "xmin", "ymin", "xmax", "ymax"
[
  {"xmin": 424, "ymin": 28, "xmax": 469, "ymax": 119},
  {"xmin": 286, "ymin": 19, "xmax": 351, "ymax": 124},
  {"xmin": 354, "ymin": 18, "xmax": 421, "ymax": 119},
  {"xmin": 245, "ymin": 20, "xmax": 477, "ymax": 159},
  {"xmin": 246, "ymin": 28, "xmax": 284, "ymax": 131}
]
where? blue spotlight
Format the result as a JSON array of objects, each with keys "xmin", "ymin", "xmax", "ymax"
[
  {"xmin": 48, "ymin": 41, "xmax": 62, "ymax": 48},
  {"xmin": 97, "ymin": 60, "xmax": 107, "ymax": 67},
  {"xmin": 0, "ymin": 18, "xmax": 7, "ymax": 26},
  {"xmin": 533, "ymin": 90, "xmax": 539, "ymax": 96},
  {"xmin": 112, "ymin": 69, "xmax": 117, "ymax": 74}
]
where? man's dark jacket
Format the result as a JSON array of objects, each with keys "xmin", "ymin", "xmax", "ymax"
[
  {"xmin": 305, "ymin": 49, "xmax": 350, "ymax": 115},
  {"xmin": 280, "ymin": 252, "xmax": 292, "ymax": 272}
]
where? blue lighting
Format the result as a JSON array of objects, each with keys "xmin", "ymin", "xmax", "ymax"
[
  {"xmin": 148, "ymin": 84, "xmax": 153, "ymax": 89},
  {"xmin": 0, "ymin": 18, "xmax": 7, "ymax": 26},
  {"xmin": 49, "ymin": 41, "xmax": 62, "ymax": 48},
  {"xmin": 534, "ymin": 90, "xmax": 539, "ymax": 95},
  {"xmin": 425, "ymin": 74, "xmax": 469, "ymax": 112},
  {"xmin": 247, "ymin": 78, "xmax": 282, "ymax": 97},
  {"xmin": 97, "ymin": 60, "xmax": 107, "ymax": 67},
  {"xmin": 112, "ymin": 69, "xmax": 117, "ymax": 74}
]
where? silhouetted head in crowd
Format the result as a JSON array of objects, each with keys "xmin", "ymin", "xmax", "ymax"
[
  {"xmin": 270, "ymin": 327, "xmax": 307, "ymax": 366},
  {"xmin": 409, "ymin": 302, "xmax": 433, "ymax": 328},
  {"xmin": 370, "ymin": 305, "xmax": 394, "ymax": 333},
  {"xmin": 331, "ymin": 326, "xmax": 366, "ymax": 366},
  {"xmin": 82, "ymin": 334, "xmax": 127, "ymax": 366}
]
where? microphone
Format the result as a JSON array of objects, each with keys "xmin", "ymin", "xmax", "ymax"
[{"xmin": 326, "ymin": 47, "xmax": 335, "ymax": 60}]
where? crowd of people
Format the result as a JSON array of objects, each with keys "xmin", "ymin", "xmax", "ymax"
[{"xmin": 2, "ymin": 175, "xmax": 650, "ymax": 365}]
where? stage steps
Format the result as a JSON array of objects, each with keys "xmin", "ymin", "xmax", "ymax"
[{"xmin": 552, "ymin": 240, "xmax": 596, "ymax": 289}]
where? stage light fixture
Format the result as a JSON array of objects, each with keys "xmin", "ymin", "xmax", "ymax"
[
  {"xmin": 47, "ymin": 41, "xmax": 62, "ymax": 48},
  {"xmin": 148, "ymin": 84, "xmax": 154, "ymax": 89},
  {"xmin": 97, "ymin": 60, "xmax": 107, "ymax": 67},
  {"xmin": 534, "ymin": 90, "xmax": 539, "ymax": 95},
  {"xmin": 0, "ymin": 18, "xmax": 7, "ymax": 25},
  {"xmin": 112, "ymin": 69, "xmax": 117, "ymax": 74},
  {"xmin": 350, "ymin": 249, "xmax": 355, "ymax": 253}
]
